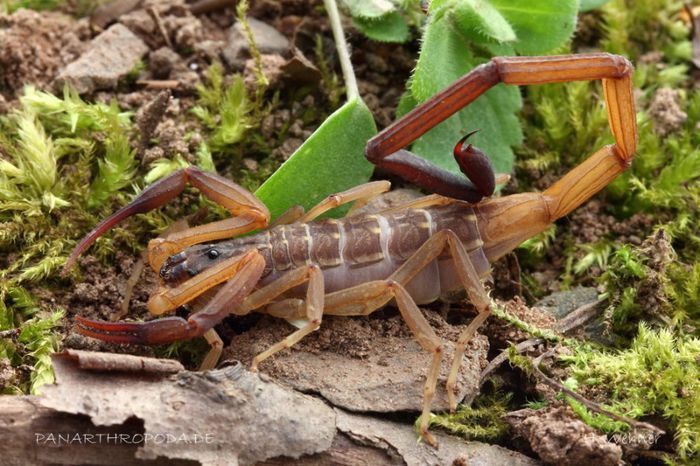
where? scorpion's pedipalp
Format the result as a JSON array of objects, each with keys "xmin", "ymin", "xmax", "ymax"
[
  {"xmin": 64, "ymin": 166, "xmax": 271, "ymax": 274},
  {"xmin": 77, "ymin": 250, "xmax": 266, "ymax": 346},
  {"xmin": 75, "ymin": 315, "xmax": 200, "ymax": 345},
  {"xmin": 63, "ymin": 169, "xmax": 190, "ymax": 273}
]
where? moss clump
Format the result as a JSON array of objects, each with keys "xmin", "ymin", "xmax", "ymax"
[
  {"xmin": 0, "ymin": 86, "xmax": 143, "ymax": 393},
  {"xmin": 427, "ymin": 392, "xmax": 512, "ymax": 441},
  {"xmin": 565, "ymin": 324, "xmax": 700, "ymax": 459}
]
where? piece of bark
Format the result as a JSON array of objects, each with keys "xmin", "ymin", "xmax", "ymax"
[
  {"xmin": 0, "ymin": 351, "xmax": 539, "ymax": 466},
  {"xmin": 61, "ymin": 348, "xmax": 183, "ymax": 373},
  {"xmin": 0, "ymin": 351, "xmax": 335, "ymax": 465},
  {"xmin": 332, "ymin": 409, "xmax": 540, "ymax": 466}
]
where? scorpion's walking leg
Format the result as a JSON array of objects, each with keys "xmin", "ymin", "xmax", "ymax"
[
  {"xmin": 310, "ymin": 229, "xmax": 491, "ymax": 446},
  {"xmin": 200, "ymin": 329, "xmax": 224, "ymax": 371},
  {"xmin": 64, "ymin": 167, "xmax": 270, "ymax": 273},
  {"xmin": 229, "ymin": 265, "xmax": 324, "ymax": 371},
  {"xmin": 270, "ymin": 205, "xmax": 306, "ymax": 226},
  {"xmin": 75, "ymin": 251, "xmax": 266, "ymax": 344},
  {"xmin": 267, "ymin": 181, "xmax": 391, "ymax": 227},
  {"xmin": 297, "ymin": 180, "xmax": 391, "ymax": 222}
]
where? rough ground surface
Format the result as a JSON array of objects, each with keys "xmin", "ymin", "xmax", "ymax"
[
  {"xmin": 225, "ymin": 312, "xmax": 489, "ymax": 412},
  {"xmin": 0, "ymin": 9, "xmax": 85, "ymax": 98}
]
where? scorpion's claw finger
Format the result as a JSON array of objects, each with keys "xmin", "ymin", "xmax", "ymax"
[{"xmin": 75, "ymin": 315, "xmax": 200, "ymax": 345}]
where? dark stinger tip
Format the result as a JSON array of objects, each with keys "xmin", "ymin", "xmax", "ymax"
[{"xmin": 452, "ymin": 129, "xmax": 495, "ymax": 198}]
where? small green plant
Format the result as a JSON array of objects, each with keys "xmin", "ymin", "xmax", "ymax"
[{"xmin": 192, "ymin": 63, "xmax": 253, "ymax": 154}]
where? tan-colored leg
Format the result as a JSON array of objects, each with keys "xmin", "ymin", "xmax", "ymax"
[
  {"xmin": 230, "ymin": 264, "xmax": 325, "ymax": 371},
  {"xmin": 270, "ymin": 204, "xmax": 306, "ymax": 226},
  {"xmin": 199, "ymin": 329, "xmax": 224, "ymax": 370},
  {"xmin": 289, "ymin": 278, "xmax": 443, "ymax": 447},
  {"xmin": 317, "ymin": 230, "xmax": 489, "ymax": 445},
  {"xmin": 377, "ymin": 193, "xmax": 455, "ymax": 215},
  {"xmin": 297, "ymin": 181, "xmax": 391, "ymax": 223}
]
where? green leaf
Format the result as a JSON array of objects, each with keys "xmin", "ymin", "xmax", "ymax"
[
  {"xmin": 255, "ymin": 98, "xmax": 376, "ymax": 219},
  {"xmin": 488, "ymin": 0, "xmax": 578, "ymax": 54},
  {"xmin": 342, "ymin": 0, "xmax": 395, "ymax": 18},
  {"xmin": 452, "ymin": 0, "xmax": 516, "ymax": 44},
  {"xmin": 411, "ymin": 14, "xmax": 522, "ymax": 174},
  {"xmin": 579, "ymin": 0, "xmax": 611, "ymax": 11},
  {"xmin": 353, "ymin": 12, "xmax": 410, "ymax": 43}
]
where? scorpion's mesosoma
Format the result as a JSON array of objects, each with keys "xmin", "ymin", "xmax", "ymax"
[{"xmin": 65, "ymin": 53, "xmax": 637, "ymax": 446}]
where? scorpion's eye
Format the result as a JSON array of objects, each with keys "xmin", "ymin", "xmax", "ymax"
[{"xmin": 207, "ymin": 248, "xmax": 220, "ymax": 260}]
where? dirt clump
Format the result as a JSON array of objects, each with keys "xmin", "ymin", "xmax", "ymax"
[
  {"xmin": 0, "ymin": 9, "xmax": 84, "ymax": 98},
  {"xmin": 505, "ymin": 406, "xmax": 623, "ymax": 466},
  {"xmin": 648, "ymin": 87, "xmax": 687, "ymax": 136}
]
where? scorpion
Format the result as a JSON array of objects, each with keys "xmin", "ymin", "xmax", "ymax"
[{"xmin": 64, "ymin": 53, "xmax": 636, "ymax": 446}]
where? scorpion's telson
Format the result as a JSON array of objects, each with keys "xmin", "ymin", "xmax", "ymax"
[{"xmin": 66, "ymin": 53, "xmax": 637, "ymax": 447}]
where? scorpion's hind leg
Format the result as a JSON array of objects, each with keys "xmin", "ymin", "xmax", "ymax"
[
  {"xmin": 75, "ymin": 250, "xmax": 265, "ymax": 347},
  {"xmin": 266, "ymin": 181, "xmax": 391, "ymax": 228},
  {"xmin": 320, "ymin": 279, "xmax": 444, "ymax": 447},
  {"xmin": 318, "ymin": 229, "xmax": 491, "ymax": 446},
  {"xmin": 297, "ymin": 180, "xmax": 391, "ymax": 223}
]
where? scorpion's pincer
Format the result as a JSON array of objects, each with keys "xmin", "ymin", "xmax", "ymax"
[{"xmin": 75, "ymin": 315, "xmax": 197, "ymax": 345}]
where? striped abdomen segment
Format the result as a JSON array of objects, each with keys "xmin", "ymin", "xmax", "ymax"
[{"xmin": 259, "ymin": 202, "xmax": 489, "ymax": 304}]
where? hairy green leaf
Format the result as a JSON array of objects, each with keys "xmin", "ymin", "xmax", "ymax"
[
  {"xmin": 451, "ymin": 0, "xmax": 516, "ymax": 44},
  {"xmin": 579, "ymin": 0, "xmax": 611, "ymax": 11},
  {"xmin": 353, "ymin": 12, "xmax": 410, "ymax": 43},
  {"xmin": 411, "ymin": 16, "xmax": 522, "ymax": 174},
  {"xmin": 489, "ymin": 0, "xmax": 578, "ymax": 54},
  {"xmin": 342, "ymin": 0, "xmax": 395, "ymax": 18},
  {"xmin": 255, "ymin": 98, "xmax": 376, "ymax": 219}
]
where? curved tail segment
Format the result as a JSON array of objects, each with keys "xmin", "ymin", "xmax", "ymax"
[{"xmin": 365, "ymin": 53, "xmax": 636, "ymax": 212}]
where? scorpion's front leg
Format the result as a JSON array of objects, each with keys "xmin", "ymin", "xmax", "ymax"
[
  {"xmin": 230, "ymin": 264, "xmax": 325, "ymax": 371},
  {"xmin": 64, "ymin": 167, "xmax": 270, "ymax": 273},
  {"xmin": 76, "ymin": 250, "xmax": 265, "ymax": 346}
]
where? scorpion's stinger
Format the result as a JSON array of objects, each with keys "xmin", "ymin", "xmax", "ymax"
[{"xmin": 452, "ymin": 129, "xmax": 495, "ymax": 198}]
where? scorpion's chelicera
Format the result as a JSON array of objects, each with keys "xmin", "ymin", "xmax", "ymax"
[{"xmin": 65, "ymin": 53, "xmax": 636, "ymax": 445}]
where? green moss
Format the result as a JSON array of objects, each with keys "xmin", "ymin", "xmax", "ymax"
[
  {"xmin": 0, "ymin": 86, "xmax": 145, "ymax": 393},
  {"xmin": 427, "ymin": 392, "xmax": 512, "ymax": 441},
  {"xmin": 565, "ymin": 324, "xmax": 700, "ymax": 459},
  {"xmin": 601, "ymin": 0, "xmax": 689, "ymax": 61},
  {"xmin": 192, "ymin": 63, "xmax": 253, "ymax": 154}
]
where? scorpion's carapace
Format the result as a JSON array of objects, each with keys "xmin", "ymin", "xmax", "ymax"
[{"xmin": 67, "ymin": 52, "xmax": 637, "ymax": 448}]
